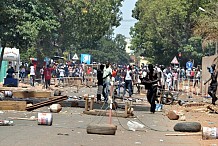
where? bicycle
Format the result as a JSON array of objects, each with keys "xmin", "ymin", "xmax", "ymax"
[{"xmin": 157, "ymin": 87, "xmax": 181, "ymax": 105}]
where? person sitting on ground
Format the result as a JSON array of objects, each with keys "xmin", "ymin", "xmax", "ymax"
[{"xmin": 6, "ymin": 66, "xmax": 15, "ymax": 78}]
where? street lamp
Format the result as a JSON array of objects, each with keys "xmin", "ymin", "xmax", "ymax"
[
  {"xmin": 199, "ymin": 6, "xmax": 218, "ymax": 55},
  {"xmin": 199, "ymin": 7, "xmax": 206, "ymax": 12}
]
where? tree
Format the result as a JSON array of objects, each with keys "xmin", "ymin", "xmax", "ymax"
[
  {"xmin": 0, "ymin": 0, "xmax": 59, "ymax": 72},
  {"xmin": 54, "ymin": 0, "xmax": 124, "ymax": 53},
  {"xmin": 130, "ymin": 0, "xmax": 208, "ymax": 66},
  {"xmin": 74, "ymin": 32, "xmax": 130, "ymax": 64},
  {"xmin": 194, "ymin": 1, "xmax": 218, "ymax": 51}
]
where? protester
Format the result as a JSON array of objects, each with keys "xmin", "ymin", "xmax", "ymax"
[
  {"xmin": 43, "ymin": 65, "xmax": 53, "ymax": 89},
  {"xmin": 6, "ymin": 66, "xmax": 15, "ymax": 78},
  {"xmin": 20, "ymin": 64, "xmax": 26, "ymax": 82},
  {"xmin": 172, "ymin": 69, "xmax": 178, "ymax": 90},
  {"xmin": 102, "ymin": 62, "xmax": 112, "ymax": 102},
  {"xmin": 122, "ymin": 65, "xmax": 133, "ymax": 98},
  {"xmin": 194, "ymin": 68, "xmax": 201, "ymax": 88},
  {"xmin": 96, "ymin": 64, "xmax": 104, "ymax": 103},
  {"xmin": 40, "ymin": 66, "xmax": 45, "ymax": 84},
  {"xmin": 58, "ymin": 66, "xmax": 65, "ymax": 84},
  {"xmin": 29, "ymin": 63, "xmax": 35, "ymax": 86},
  {"xmin": 140, "ymin": 64, "xmax": 161, "ymax": 113},
  {"xmin": 204, "ymin": 64, "xmax": 218, "ymax": 105}
]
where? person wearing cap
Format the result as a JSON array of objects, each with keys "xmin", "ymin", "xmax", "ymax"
[
  {"xmin": 204, "ymin": 64, "xmax": 218, "ymax": 105},
  {"xmin": 140, "ymin": 64, "xmax": 161, "ymax": 113}
]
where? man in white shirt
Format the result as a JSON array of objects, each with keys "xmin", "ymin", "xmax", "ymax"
[
  {"xmin": 29, "ymin": 64, "xmax": 35, "ymax": 86},
  {"xmin": 58, "ymin": 67, "xmax": 65, "ymax": 85},
  {"xmin": 122, "ymin": 65, "xmax": 133, "ymax": 97},
  {"xmin": 102, "ymin": 62, "xmax": 112, "ymax": 102}
]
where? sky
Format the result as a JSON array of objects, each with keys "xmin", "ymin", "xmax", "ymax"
[{"xmin": 114, "ymin": 0, "xmax": 138, "ymax": 38}]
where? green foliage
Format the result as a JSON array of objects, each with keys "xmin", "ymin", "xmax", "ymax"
[
  {"xmin": 0, "ymin": 0, "xmax": 124, "ymax": 69},
  {"xmin": 54, "ymin": 0, "xmax": 123, "ymax": 53},
  {"xmin": 131, "ymin": 0, "xmax": 213, "ymax": 67},
  {"xmin": 74, "ymin": 33, "xmax": 130, "ymax": 64}
]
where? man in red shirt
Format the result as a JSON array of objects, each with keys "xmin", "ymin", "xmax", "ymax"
[{"xmin": 44, "ymin": 65, "xmax": 53, "ymax": 89}]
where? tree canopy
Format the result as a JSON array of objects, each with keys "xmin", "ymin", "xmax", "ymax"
[
  {"xmin": 131, "ymin": 0, "xmax": 217, "ymax": 67},
  {"xmin": 0, "ymin": 0, "xmax": 129, "ymax": 71}
]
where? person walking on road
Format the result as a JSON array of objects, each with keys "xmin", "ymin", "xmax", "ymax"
[
  {"xmin": 29, "ymin": 63, "xmax": 35, "ymax": 86},
  {"xmin": 44, "ymin": 65, "xmax": 53, "ymax": 89},
  {"xmin": 140, "ymin": 64, "xmax": 161, "ymax": 113},
  {"xmin": 102, "ymin": 62, "xmax": 112, "ymax": 103},
  {"xmin": 40, "ymin": 66, "xmax": 45, "ymax": 84},
  {"xmin": 122, "ymin": 65, "xmax": 133, "ymax": 98},
  {"xmin": 204, "ymin": 64, "xmax": 218, "ymax": 105},
  {"xmin": 96, "ymin": 64, "xmax": 104, "ymax": 103}
]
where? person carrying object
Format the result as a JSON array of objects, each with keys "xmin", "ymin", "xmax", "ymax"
[
  {"xmin": 140, "ymin": 64, "xmax": 161, "ymax": 113},
  {"xmin": 204, "ymin": 64, "xmax": 218, "ymax": 105}
]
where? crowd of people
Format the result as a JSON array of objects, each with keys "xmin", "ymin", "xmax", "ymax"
[{"xmin": 14, "ymin": 60, "xmax": 218, "ymax": 113}]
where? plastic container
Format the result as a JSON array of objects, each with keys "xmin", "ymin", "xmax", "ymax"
[
  {"xmin": 155, "ymin": 104, "xmax": 163, "ymax": 112},
  {"xmin": 127, "ymin": 121, "xmax": 144, "ymax": 131},
  {"xmin": 202, "ymin": 127, "xmax": 218, "ymax": 140},
  {"xmin": 4, "ymin": 91, "xmax": 13, "ymax": 97},
  {"xmin": 38, "ymin": 113, "xmax": 53, "ymax": 126}
]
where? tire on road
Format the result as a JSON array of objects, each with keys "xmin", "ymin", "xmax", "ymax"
[
  {"xmin": 174, "ymin": 122, "xmax": 201, "ymax": 132},
  {"xmin": 87, "ymin": 124, "xmax": 117, "ymax": 135}
]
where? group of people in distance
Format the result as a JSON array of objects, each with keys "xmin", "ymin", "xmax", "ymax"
[{"xmin": 96, "ymin": 62, "xmax": 218, "ymax": 114}]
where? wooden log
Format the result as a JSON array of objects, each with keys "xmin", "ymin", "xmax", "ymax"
[
  {"xmin": 8, "ymin": 117, "xmax": 37, "ymax": 121},
  {"xmin": 0, "ymin": 101, "xmax": 26, "ymax": 111},
  {"xmin": 0, "ymin": 87, "xmax": 19, "ymax": 91},
  {"xmin": 207, "ymin": 105, "xmax": 218, "ymax": 113},
  {"xmin": 83, "ymin": 110, "xmax": 131, "ymax": 118},
  {"xmin": 26, "ymin": 96, "xmax": 68, "ymax": 111},
  {"xmin": 87, "ymin": 124, "xmax": 117, "ymax": 135},
  {"xmin": 165, "ymin": 133, "xmax": 201, "ymax": 136},
  {"xmin": 13, "ymin": 91, "xmax": 51, "ymax": 98}
]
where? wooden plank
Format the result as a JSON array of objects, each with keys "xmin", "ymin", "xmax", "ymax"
[
  {"xmin": 0, "ymin": 87, "xmax": 19, "ymax": 91},
  {"xmin": 13, "ymin": 91, "xmax": 51, "ymax": 98},
  {"xmin": 83, "ymin": 110, "xmax": 131, "ymax": 118},
  {"xmin": 165, "ymin": 133, "xmax": 201, "ymax": 136},
  {"xmin": 26, "ymin": 96, "xmax": 68, "ymax": 111},
  {"xmin": 0, "ymin": 101, "xmax": 26, "ymax": 111}
]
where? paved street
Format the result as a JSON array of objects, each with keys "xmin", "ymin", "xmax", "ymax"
[
  {"xmin": 0, "ymin": 85, "xmax": 217, "ymax": 146},
  {"xmin": 0, "ymin": 107, "xmax": 201, "ymax": 146}
]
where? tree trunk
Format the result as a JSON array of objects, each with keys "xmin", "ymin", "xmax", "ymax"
[{"xmin": 0, "ymin": 44, "xmax": 6, "ymax": 73}]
